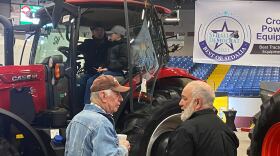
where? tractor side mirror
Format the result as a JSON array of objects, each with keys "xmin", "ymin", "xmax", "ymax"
[
  {"xmin": 168, "ymin": 44, "xmax": 183, "ymax": 53},
  {"xmin": 166, "ymin": 33, "xmax": 184, "ymax": 53}
]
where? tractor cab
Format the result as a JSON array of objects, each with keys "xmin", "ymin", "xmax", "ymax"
[{"xmin": 29, "ymin": 0, "xmax": 174, "ymax": 117}]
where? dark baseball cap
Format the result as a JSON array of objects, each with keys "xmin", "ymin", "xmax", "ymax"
[
  {"xmin": 90, "ymin": 75, "xmax": 130, "ymax": 92},
  {"xmin": 90, "ymin": 23, "xmax": 104, "ymax": 31}
]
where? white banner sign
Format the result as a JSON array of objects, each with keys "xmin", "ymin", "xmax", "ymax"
[{"xmin": 193, "ymin": 1, "xmax": 280, "ymax": 67}]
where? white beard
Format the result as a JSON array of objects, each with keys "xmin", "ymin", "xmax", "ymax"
[{"xmin": 180, "ymin": 100, "xmax": 195, "ymax": 122}]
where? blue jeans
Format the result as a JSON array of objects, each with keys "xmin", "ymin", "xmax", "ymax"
[{"xmin": 83, "ymin": 71, "xmax": 124, "ymax": 104}]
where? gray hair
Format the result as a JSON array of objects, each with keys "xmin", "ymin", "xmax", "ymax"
[
  {"xmin": 90, "ymin": 89, "xmax": 112, "ymax": 102},
  {"xmin": 187, "ymin": 81, "xmax": 215, "ymax": 106}
]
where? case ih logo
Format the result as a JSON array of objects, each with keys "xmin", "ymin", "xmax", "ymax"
[{"xmin": 12, "ymin": 74, "xmax": 38, "ymax": 82}]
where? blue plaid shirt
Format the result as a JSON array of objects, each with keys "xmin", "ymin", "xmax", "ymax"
[{"xmin": 65, "ymin": 104, "xmax": 128, "ymax": 156}]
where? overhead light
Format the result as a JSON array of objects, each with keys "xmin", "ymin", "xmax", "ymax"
[
  {"xmin": 164, "ymin": 18, "xmax": 180, "ymax": 22},
  {"xmin": 130, "ymin": 38, "xmax": 135, "ymax": 43},
  {"xmin": 163, "ymin": 10, "xmax": 180, "ymax": 25},
  {"xmin": 141, "ymin": 9, "xmax": 145, "ymax": 20}
]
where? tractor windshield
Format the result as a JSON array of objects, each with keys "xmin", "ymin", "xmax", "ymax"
[
  {"xmin": 129, "ymin": 4, "xmax": 168, "ymax": 80},
  {"xmin": 34, "ymin": 23, "xmax": 69, "ymax": 64},
  {"xmin": 126, "ymin": 1, "xmax": 169, "ymax": 102}
]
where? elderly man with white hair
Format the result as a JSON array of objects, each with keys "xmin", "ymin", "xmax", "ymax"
[
  {"xmin": 65, "ymin": 75, "xmax": 130, "ymax": 156},
  {"xmin": 166, "ymin": 80, "xmax": 239, "ymax": 156}
]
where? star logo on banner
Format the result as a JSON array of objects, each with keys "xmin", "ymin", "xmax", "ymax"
[{"xmin": 211, "ymin": 21, "xmax": 235, "ymax": 50}]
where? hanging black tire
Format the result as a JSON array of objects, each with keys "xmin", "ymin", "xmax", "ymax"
[
  {"xmin": 123, "ymin": 89, "xmax": 182, "ymax": 156},
  {"xmin": 249, "ymin": 93, "xmax": 280, "ymax": 156}
]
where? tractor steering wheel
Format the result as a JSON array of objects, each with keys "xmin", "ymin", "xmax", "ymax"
[{"xmin": 58, "ymin": 46, "xmax": 70, "ymax": 58}]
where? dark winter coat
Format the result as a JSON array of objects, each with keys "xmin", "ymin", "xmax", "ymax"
[
  {"xmin": 106, "ymin": 39, "xmax": 128, "ymax": 72},
  {"xmin": 166, "ymin": 109, "xmax": 239, "ymax": 156},
  {"xmin": 77, "ymin": 37, "xmax": 110, "ymax": 75}
]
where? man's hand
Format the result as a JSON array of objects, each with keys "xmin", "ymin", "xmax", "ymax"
[
  {"xmin": 119, "ymin": 139, "xmax": 131, "ymax": 151},
  {"xmin": 95, "ymin": 67, "xmax": 108, "ymax": 73}
]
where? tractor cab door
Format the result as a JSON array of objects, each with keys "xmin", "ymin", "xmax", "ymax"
[
  {"xmin": 126, "ymin": 2, "xmax": 168, "ymax": 108},
  {"xmin": 30, "ymin": 2, "xmax": 81, "ymax": 117}
]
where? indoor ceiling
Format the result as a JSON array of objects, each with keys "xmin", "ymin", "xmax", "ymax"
[{"xmin": 153, "ymin": 0, "xmax": 280, "ymax": 10}]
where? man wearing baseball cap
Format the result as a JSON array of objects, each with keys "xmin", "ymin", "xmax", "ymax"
[
  {"xmin": 65, "ymin": 75, "xmax": 130, "ymax": 156},
  {"xmin": 98, "ymin": 25, "xmax": 128, "ymax": 75}
]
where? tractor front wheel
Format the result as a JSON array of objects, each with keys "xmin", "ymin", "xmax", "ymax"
[{"xmin": 123, "ymin": 89, "xmax": 182, "ymax": 156}]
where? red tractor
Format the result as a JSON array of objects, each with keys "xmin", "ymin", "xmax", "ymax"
[
  {"xmin": 0, "ymin": 0, "xmax": 198, "ymax": 156},
  {"xmin": 248, "ymin": 83, "xmax": 280, "ymax": 156}
]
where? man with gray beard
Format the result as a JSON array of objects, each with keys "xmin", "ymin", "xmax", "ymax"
[{"xmin": 166, "ymin": 81, "xmax": 239, "ymax": 156}]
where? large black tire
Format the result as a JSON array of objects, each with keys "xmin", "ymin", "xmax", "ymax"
[
  {"xmin": 249, "ymin": 93, "xmax": 280, "ymax": 156},
  {"xmin": 0, "ymin": 137, "xmax": 19, "ymax": 156},
  {"xmin": 123, "ymin": 89, "xmax": 182, "ymax": 156}
]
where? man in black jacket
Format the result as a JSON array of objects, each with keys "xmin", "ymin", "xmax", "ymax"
[
  {"xmin": 166, "ymin": 81, "xmax": 239, "ymax": 156},
  {"xmin": 77, "ymin": 25, "xmax": 110, "ymax": 76}
]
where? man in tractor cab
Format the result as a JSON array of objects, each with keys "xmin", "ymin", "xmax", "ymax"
[
  {"xmin": 77, "ymin": 24, "xmax": 110, "ymax": 103},
  {"xmin": 76, "ymin": 24, "xmax": 112, "ymax": 104},
  {"xmin": 83, "ymin": 25, "xmax": 128, "ymax": 104},
  {"xmin": 104, "ymin": 25, "xmax": 128, "ymax": 76},
  {"xmin": 166, "ymin": 81, "xmax": 239, "ymax": 156},
  {"xmin": 65, "ymin": 75, "xmax": 130, "ymax": 156},
  {"xmin": 77, "ymin": 24, "xmax": 110, "ymax": 76}
]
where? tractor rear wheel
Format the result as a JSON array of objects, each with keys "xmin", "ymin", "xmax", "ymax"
[
  {"xmin": 249, "ymin": 93, "xmax": 280, "ymax": 156},
  {"xmin": 0, "ymin": 109, "xmax": 48, "ymax": 156},
  {"xmin": 0, "ymin": 137, "xmax": 19, "ymax": 156},
  {"xmin": 123, "ymin": 89, "xmax": 182, "ymax": 156}
]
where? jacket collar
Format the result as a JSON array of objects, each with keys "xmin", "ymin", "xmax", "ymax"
[
  {"xmin": 189, "ymin": 108, "xmax": 216, "ymax": 119},
  {"xmin": 84, "ymin": 104, "xmax": 115, "ymax": 126},
  {"xmin": 84, "ymin": 104, "xmax": 107, "ymax": 114}
]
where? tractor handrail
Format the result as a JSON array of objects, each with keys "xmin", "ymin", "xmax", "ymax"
[{"xmin": 0, "ymin": 15, "xmax": 14, "ymax": 65}]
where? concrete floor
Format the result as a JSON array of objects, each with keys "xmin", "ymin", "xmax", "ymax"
[{"xmin": 236, "ymin": 130, "xmax": 250, "ymax": 156}]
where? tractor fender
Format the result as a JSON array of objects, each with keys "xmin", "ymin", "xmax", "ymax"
[{"xmin": 158, "ymin": 66, "xmax": 198, "ymax": 80}]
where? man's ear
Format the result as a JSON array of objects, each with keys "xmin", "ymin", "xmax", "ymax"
[
  {"xmin": 195, "ymin": 98, "xmax": 202, "ymax": 110},
  {"xmin": 98, "ymin": 91, "xmax": 107, "ymax": 102}
]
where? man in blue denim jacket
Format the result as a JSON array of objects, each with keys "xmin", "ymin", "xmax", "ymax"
[{"xmin": 65, "ymin": 75, "xmax": 130, "ymax": 156}]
